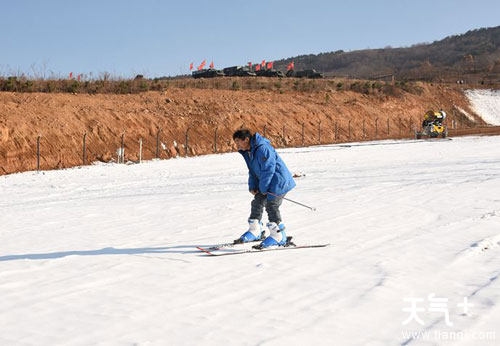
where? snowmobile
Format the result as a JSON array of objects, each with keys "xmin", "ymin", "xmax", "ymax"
[{"xmin": 415, "ymin": 110, "xmax": 448, "ymax": 139}]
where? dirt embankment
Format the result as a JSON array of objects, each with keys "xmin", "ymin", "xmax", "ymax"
[{"xmin": 0, "ymin": 81, "xmax": 492, "ymax": 175}]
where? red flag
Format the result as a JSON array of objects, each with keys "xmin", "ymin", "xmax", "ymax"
[
  {"xmin": 77, "ymin": 74, "xmax": 81, "ymax": 81},
  {"xmin": 287, "ymin": 61, "xmax": 295, "ymax": 71},
  {"xmin": 189, "ymin": 62, "xmax": 193, "ymax": 71},
  {"xmin": 267, "ymin": 61, "xmax": 273, "ymax": 69},
  {"xmin": 256, "ymin": 64, "xmax": 261, "ymax": 71},
  {"xmin": 209, "ymin": 61, "xmax": 214, "ymax": 69},
  {"xmin": 248, "ymin": 62, "xmax": 252, "ymax": 68},
  {"xmin": 69, "ymin": 72, "xmax": 73, "ymax": 79},
  {"xmin": 261, "ymin": 60, "xmax": 266, "ymax": 67},
  {"xmin": 198, "ymin": 60, "xmax": 206, "ymax": 70}
]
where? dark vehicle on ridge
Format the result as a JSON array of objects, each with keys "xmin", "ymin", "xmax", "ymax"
[
  {"xmin": 255, "ymin": 69, "xmax": 285, "ymax": 77},
  {"xmin": 192, "ymin": 69, "xmax": 224, "ymax": 79},
  {"xmin": 286, "ymin": 69, "xmax": 323, "ymax": 79},
  {"xmin": 223, "ymin": 66, "xmax": 256, "ymax": 77}
]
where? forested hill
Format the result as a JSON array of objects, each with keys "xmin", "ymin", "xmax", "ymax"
[{"xmin": 274, "ymin": 26, "xmax": 500, "ymax": 82}]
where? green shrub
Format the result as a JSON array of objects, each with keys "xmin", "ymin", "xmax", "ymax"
[
  {"xmin": 118, "ymin": 81, "xmax": 131, "ymax": 94},
  {"xmin": 5, "ymin": 77, "xmax": 18, "ymax": 91},
  {"xmin": 46, "ymin": 81, "xmax": 55, "ymax": 92},
  {"xmin": 363, "ymin": 82, "xmax": 371, "ymax": 94},
  {"xmin": 350, "ymin": 81, "xmax": 361, "ymax": 92},
  {"xmin": 137, "ymin": 81, "xmax": 147, "ymax": 91},
  {"xmin": 23, "ymin": 80, "xmax": 34, "ymax": 92}
]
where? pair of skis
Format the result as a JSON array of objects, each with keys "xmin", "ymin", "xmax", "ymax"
[{"xmin": 196, "ymin": 237, "xmax": 329, "ymax": 256}]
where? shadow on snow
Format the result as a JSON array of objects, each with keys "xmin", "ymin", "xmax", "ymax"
[{"xmin": 0, "ymin": 245, "xmax": 209, "ymax": 262}]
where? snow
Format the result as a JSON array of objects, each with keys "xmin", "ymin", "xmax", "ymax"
[
  {"xmin": 465, "ymin": 89, "xmax": 500, "ymax": 125},
  {"xmin": 454, "ymin": 105, "xmax": 477, "ymax": 123},
  {"xmin": 1, "ymin": 136, "xmax": 500, "ymax": 345}
]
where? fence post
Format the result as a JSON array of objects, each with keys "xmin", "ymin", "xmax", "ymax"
[
  {"xmin": 121, "ymin": 133, "xmax": 125, "ymax": 163},
  {"xmin": 37, "ymin": 135, "xmax": 41, "ymax": 171},
  {"xmin": 83, "ymin": 133, "xmax": 86, "ymax": 166},
  {"xmin": 362, "ymin": 120, "xmax": 366, "ymax": 139},
  {"xmin": 387, "ymin": 118, "xmax": 390, "ymax": 135},
  {"xmin": 318, "ymin": 120, "xmax": 321, "ymax": 144},
  {"xmin": 375, "ymin": 118, "xmax": 378, "ymax": 138},
  {"xmin": 156, "ymin": 128, "xmax": 161, "ymax": 159},
  {"xmin": 399, "ymin": 118, "xmax": 402, "ymax": 136},
  {"xmin": 185, "ymin": 128, "xmax": 189, "ymax": 157},
  {"xmin": 214, "ymin": 127, "xmax": 218, "ymax": 153},
  {"xmin": 301, "ymin": 123, "xmax": 305, "ymax": 146},
  {"xmin": 409, "ymin": 118, "xmax": 413, "ymax": 136},
  {"xmin": 334, "ymin": 121, "xmax": 338, "ymax": 141},
  {"xmin": 139, "ymin": 138, "xmax": 142, "ymax": 163}
]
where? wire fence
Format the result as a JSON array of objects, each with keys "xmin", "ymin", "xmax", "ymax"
[{"xmin": 3, "ymin": 114, "xmax": 490, "ymax": 175}]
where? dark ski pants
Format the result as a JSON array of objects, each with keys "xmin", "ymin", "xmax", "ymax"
[{"xmin": 249, "ymin": 192, "xmax": 284, "ymax": 224}]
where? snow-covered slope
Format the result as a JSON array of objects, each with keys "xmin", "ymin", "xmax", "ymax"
[
  {"xmin": 465, "ymin": 89, "xmax": 500, "ymax": 125},
  {"xmin": 1, "ymin": 136, "xmax": 500, "ymax": 345}
]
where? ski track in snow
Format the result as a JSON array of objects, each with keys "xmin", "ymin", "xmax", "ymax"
[{"xmin": 1, "ymin": 136, "xmax": 500, "ymax": 345}]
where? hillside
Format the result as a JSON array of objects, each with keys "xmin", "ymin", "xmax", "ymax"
[
  {"xmin": 0, "ymin": 80, "xmax": 489, "ymax": 175},
  {"xmin": 274, "ymin": 26, "xmax": 500, "ymax": 82}
]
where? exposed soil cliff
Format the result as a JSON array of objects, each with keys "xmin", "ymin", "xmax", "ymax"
[{"xmin": 0, "ymin": 80, "xmax": 491, "ymax": 175}]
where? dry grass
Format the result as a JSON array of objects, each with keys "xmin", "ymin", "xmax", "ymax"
[{"xmin": 0, "ymin": 74, "xmax": 433, "ymax": 97}]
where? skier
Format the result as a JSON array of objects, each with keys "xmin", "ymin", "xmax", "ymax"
[{"xmin": 232, "ymin": 129, "xmax": 296, "ymax": 249}]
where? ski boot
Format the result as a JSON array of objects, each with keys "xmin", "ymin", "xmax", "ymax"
[
  {"xmin": 234, "ymin": 219, "xmax": 265, "ymax": 244},
  {"xmin": 253, "ymin": 222, "xmax": 290, "ymax": 249}
]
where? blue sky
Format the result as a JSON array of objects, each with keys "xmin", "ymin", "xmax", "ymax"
[{"xmin": 1, "ymin": 0, "xmax": 499, "ymax": 78}]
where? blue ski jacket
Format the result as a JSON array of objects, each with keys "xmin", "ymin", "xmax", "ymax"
[{"xmin": 238, "ymin": 133, "xmax": 296, "ymax": 199}]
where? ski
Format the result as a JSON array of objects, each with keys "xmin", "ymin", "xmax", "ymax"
[
  {"xmin": 197, "ymin": 243, "xmax": 330, "ymax": 256},
  {"xmin": 205, "ymin": 239, "xmax": 262, "ymax": 251}
]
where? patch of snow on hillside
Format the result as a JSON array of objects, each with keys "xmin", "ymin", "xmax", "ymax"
[
  {"xmin": 454, "ymin": 105, "xmax": 476, "ymax": 122},
  {"xmin": 465, "ymin": 89, "xmax": 500, "ymax": 125}
]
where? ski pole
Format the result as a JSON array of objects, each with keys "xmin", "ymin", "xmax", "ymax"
[{"xmin": 267, "ymin": 192, "xmax": 316, "ymax": 211}]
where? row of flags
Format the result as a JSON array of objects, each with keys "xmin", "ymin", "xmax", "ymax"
[
  {"xmin": 190, "ymin": 60, "xmax": 214, "ymax": 71},
  {"xmin": 68, "ymin": 60, "xmax": 295, "ymax": 79},
  {"xmin": 189, "ymin": 60, "xmax": 295, "ymax": 71},
  {"xmin": 254, "ymin": 60, "xmax": 273, "ymax": 70},
  {"xmin": 247, "ymin": 60, "xmax": 273, "ymax": 71},
  {"xmin": 68, "ymin": 72, "xmax": 82, "ymax": 81}
]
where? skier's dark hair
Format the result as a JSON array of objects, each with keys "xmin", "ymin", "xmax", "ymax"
[{"xmin": 233, "ymin": 129, "xmax": 252, "ymax": 140}]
